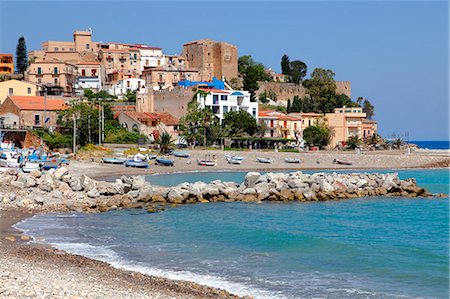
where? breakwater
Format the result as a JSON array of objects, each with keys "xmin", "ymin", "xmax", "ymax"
[{"xmin": 0, "ymin": 167, "xmax": 445, "ymax": 213}]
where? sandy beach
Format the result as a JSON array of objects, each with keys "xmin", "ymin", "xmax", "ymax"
[{"xmin": 1, "ymin": 148, "xmax": 448, "ymax": 298}]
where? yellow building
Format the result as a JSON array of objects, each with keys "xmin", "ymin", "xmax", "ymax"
[
  {"xmin": 0, "ymin": 79, "xmax": 41, "ymax": 103},
  {"xmin": 0, "ymin": 54, "xmax": 14, "ymax": 75},
  {"xmin": 259, "ymin": 110, "xmax": 302, "ymax": 139},
  {"xmin": 325, "ymin": 107, "xmax": 377, "ymax": 146}
]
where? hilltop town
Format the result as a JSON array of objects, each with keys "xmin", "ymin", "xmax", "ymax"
[{"xmin": 0, "ymin": 29, "xmax": 377, "ymax": 151}]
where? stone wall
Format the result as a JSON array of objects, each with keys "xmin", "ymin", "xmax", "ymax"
[
  {"xmin": 151, "ymin": 87, "xmax": 195, "ymax": 120},
  {"xmin": 256, "ymin": 81, "xmax": 352, "ymax": 103}
]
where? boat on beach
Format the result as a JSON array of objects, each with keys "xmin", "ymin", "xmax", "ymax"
[
  {"xmin": 172, "ymin": 151, "xmax": 190, "ymax": 158},
  {"xmin": 224, "ymin": 154, "xmax": 244, "ymax": 161},
  {"xmin": 227, "ymin": 157, "xmax": 242, "ymax": 164},
  {"xmin": 41, "ymin": 159, "xmax": 61, "ymax": 170},
  {"xmin": 197, "ymin": 160, "xmax": 217, "ymax": 166},
  {"xmin": 333, "ymin": 158, "xmax": 352, "ymax": 165},
  {"xmin": 0, "ymin": 152, "xmax": 20, "ymax": 168},
  {"xmin": 155, "ymin": 157, "xmax": 174, "ymax": 166},
  {"xmin": 125, "ymin": 160, "xmax": 149, "ymax": 168},
  {"xmin": 257, "ymin": 157, "xmax": 272, "ymax": 164},
  {"xmin": 285, "ymin": 158, "xmax": 301, "ymax": 164},
  {"xmin": 21, "ymin": 162, "xmax": 41, "ymax": 173},
  {"xmin": 102, "ymin": 157, "xmax": 127, "ymax": 164}
]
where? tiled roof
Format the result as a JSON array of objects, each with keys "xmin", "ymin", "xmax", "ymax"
[
  {"xmin": 9, "ymin": 96, "xmax": 66, "ymax": 111},
  {"xmin": 259, "ymin": 110, "xmax": 301, "ymax": 121},
  {"xmin": 148, "ymin": 112, "xmax": 178, "ymax": 126},
  {"xmin": 77, "ymin": 61, "xmax": 101, "ymax": 65}
]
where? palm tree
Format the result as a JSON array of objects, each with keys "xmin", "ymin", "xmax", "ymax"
[
  {"xmin": 156, "ymin": 131, "xmax": 173, "ymax": 154},
  {"xmin": 346, "ymin": 135, "xmax": 361, "ymax": 149},
  {"xmin": 366, "ymin": 134, "xmax": 381, "ymax": 149},
  {"xmin": 391, "ymin": 138, "xmax": 404, "ymax": 149}
]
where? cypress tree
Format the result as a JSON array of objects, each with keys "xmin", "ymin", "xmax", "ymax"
[
  {"xmin": 281, "ymin": 54, "xmax": 290, "ymax": 76},
  {"xmin": 16, "ymin": 36, "xmax": 28, "ymax": 75},
  {"xmin": 286, "ymin": 99, "xmax": 292, "ymax": 114}
]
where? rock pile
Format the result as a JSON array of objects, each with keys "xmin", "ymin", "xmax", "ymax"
[{"xmin": 0, "ymin": 168, "xmax": 443, "ymax": 213}]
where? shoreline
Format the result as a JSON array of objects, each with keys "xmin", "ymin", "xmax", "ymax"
[
  {"xmin": 0, "ymin": 208, "xmax": 243, "ymax": 298},
  {"xmin": 1, "ymin": 151, "xmax": 448, "ymax": 298}
]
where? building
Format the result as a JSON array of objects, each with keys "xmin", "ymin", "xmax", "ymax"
[
  {"xmin": 26, "ymin": 60, "xmax": 77, "ymax": 96},
  {"xmin": 139, "ymin": 45, "xmax": 164, "ymax": 71},
  {"xmin": 258, "ymin": 110, "xmax": 302, "ymax": 139},
  {"xmin": 0, "ymin": 54, "xmax": 14, "ymax": 75},
  {"xmin": 299, "ymin": 112, "xmax": 324, "ymax": 131},
  {"xmin": 182, "ymin": 39, "xmax": 238, "ymax": 81},
  {"xmin": 117, "ymin": 111, "xmax": 179, "ymax": 139},
  {"xmin": 0, "ymin": 79, "xmax": 42, "ymax": 103},
  {"xmin": 0, "ymin": 95, "xmax": 66, "ymax": 129},
  {"xmin": 142, "ymin": 67, "xmax": 199, "ymax": 91},
  {"xmin": 108, "ymin": 78, "xmax": 146, "ymax": 99},
  {"xmin": 325, "ymin": 107, "xmax": 376, "ymax": 146},
  {"xmin": 196, "ymin": 87, "xmax": 258, "ymax": 123},
  {"xmin": 265, "ymin": 69, "xmax": 287, "ymax": 82}
]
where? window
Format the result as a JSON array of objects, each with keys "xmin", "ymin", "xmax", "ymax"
[
  {"xmin": 252, "ymin": 108, "xmax": 257, "ymax": 117},
  {"xmin": 157, "ymin": 60, "xmax": 161, "ymax": 66},
  {"xmin": 37, "ymin": 67, "xmax": 42, "ymax": 75},
  {"xmin": 62, "ymin": 48, "xmax": 65, "ymax": 51},
  {"xmin": 294, "ymin": 123, "xmax": 297, "ymax": 131},
  {"xmin": 54, "ymin": 47, "xmax": 59, "ymax": 51},
  {"xmin": 146, "ymin": 60, "xmax": 149, "ymax": 66},
  {"xmin": 34, "ymin": 115, "xmax": 40, "ymax": 125},
  {"xmin": 38, "ymin": 78, "xmax": 41, "ymax": 83},
  {"xmin": 54, "ymin": 67, "xmax": 58, "ymax": 74},
  {"xmin": 86, "ymin": 44, "xmax": 90, "ymax": 50},
  {"xmin": 223, "ymin": 106, "xmax": 228, "ymax": 114},
  {"xmin": 127, "ymin": 81, "xmax": 130, "ymax": 88},
  {"xmin": 284, "ymin": 120, "xmax": 287, "ymax": 128},
  {"xmin": 213, "ymin": 95, "xmax": 219, "ymax": 104},
  {"xmin": 27, "ymin": 87, "xmax": 31, "ymax": 94},
  {"xmin": 54, "ymin": 78, "xmax": 58, "ymax": 85},
  {"xmin": 81, "ymin": 69, "xmax": 86, "ymax": 76},
  {"xmin": 221, "ymin": 95, "xmax": 227, "ymax": 101},
  {"xmin": 69, "ymin": 48, "xmax": 74, "ymax": 51},
  {"xmin": 270, "ymin": 130, "xmax": 274, "ymax": 137},
  {"xmin": 91, "ymin": 69, "xmax": 96, "ymax": 76},
  {"xmin": 134, "ymin": 53, "xmax": 137, "ymax": 59},
  {"xmin": 308, "ymin": 120, "xmax": 311, "ymax": 126},
  {"xmin": 8, "ymin": 88, "xmax": 13, "ymax": 95}
]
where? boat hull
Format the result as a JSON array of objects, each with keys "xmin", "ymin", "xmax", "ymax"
[
  {"xmin": 155, "ymin": 158, "xmax": 174, "ymax": 166},
  {"xmin": 125, "ymin": 160, "xmax": 149, "ymax": 168}
]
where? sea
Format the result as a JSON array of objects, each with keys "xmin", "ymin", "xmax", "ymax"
[
  {"xmin": 409, "ymin": 140, "xmax": 450, "ymax": 150},
  {"xmin": 15, "ymin": 169, "xmax": 449, "ymax": 299}
]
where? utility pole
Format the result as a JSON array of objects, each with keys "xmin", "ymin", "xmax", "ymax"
[
  {"xmin": 43, "ymin": 86, "xmax": 47, "ymax": 129},
  {"xmin": 88, "ymin": 112, "xmax": 91, "ymax": 143},
  {"xmin": 72, "ymin": 113, "xmax": 76, "ymax": 154},
  {"xmin": 101, "ymin": 104, "xmax": 105, "ymax": 142},
  {"xmin": 98, "ymin": 94, "xmax": 101, "ymax": 145}
]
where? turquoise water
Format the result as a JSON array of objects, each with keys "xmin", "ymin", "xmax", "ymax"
[{"xmin": 16, "ymin": 169, "xmax": 449, "ymax": 298}]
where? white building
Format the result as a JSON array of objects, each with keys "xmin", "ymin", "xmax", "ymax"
[
  {"xmin": 74, "ymin": 76, "xmax": 102, "ymax": 95},
  {"xmin": 138, "ymin": 45, "xmax": 164, "ymax": 72},
  {"xmin": 108, "ymin": 78, "xmax": 146, "ymax": 99},
  {"xmin": 197, "ymin": 88, "xmax": 258, "ymax": 123}
]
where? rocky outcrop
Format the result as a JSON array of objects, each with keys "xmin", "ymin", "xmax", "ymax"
[{"xmin": 0, "ymin": 168, "xmax": 446, "ymax": 213}]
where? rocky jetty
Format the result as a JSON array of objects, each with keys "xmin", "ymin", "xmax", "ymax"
[{"xmin": 0, "ymin": 168, "xmax": 445, "ymax": 213}]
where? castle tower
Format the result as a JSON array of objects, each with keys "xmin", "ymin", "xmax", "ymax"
[{"xmin": 137, "ymin": 89, "xmax": 153, "ymax": 113}]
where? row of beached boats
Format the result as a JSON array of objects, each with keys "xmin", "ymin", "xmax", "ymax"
[{"xmin": 0, "ymin": 148, "xmax": 70, "ymax": 173}]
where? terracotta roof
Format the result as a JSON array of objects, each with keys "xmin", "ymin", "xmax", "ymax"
[
  {"xmin": 123, "ymin": 111, "xmax": 158, "ymax": 122},
  {"xmin": 9, "ymin": 96, "xmax": 67, "ymax": 111},
  {"xmin": 147, "ymin": 112, "xmax": 178, "ymax": 126},
  {"xmin": 259, "ymin": 110, "xmax": 300, "ymax": 121},
  {"xmin": 301, "ymin": 112, "xmax": 323, "ymax": 117},
  {"xmin": 77, "ymin": 61, "xmax": 101, "ymax": 65}
]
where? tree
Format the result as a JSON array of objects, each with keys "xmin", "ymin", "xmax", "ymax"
[
  {"xmin": 259, "ymin": 91, "xmax": 269, "ymax": 103},
  {"xmin": 346, "ymin": 135, "xmax": 361, "ymax": 149},
  {"xmin": 222, "ymin": 110, "xmax": 259, "ymax": 137},
  {"xmin": 303, "ymin": 68, "xmax": 337, "ymax": 113},
  {"xmin": 363, "ymin": 99, "xmax": 375, "ymax": 119},
  {"xmin": 286, "ymin": 99, "xmax": 292, "ymax": 113},
  {"xmin": 335, "ymin": 94, "xmax": 358, "ymax": 108},
  {"xmin": 281, "ymin": 54, "xmax": 290, "ymax": 76},
  {"xmin": 238, "ymin": 55, "xmax": 270, "ymax": 100},
  {"xmin": 289, "ymin": 60, "xmax": 307, "ymax": 84},
  {"xmin": 16, "ymin": 37, "xmax": 28, "ymax": 75},
  {"xmin": 125, "ymin": 89, "xmax": 137, "ymax": 102},
  {"xmin": 156, "ymin": 131, "xmax": 174, "ymax": 153},
  {"xmin": 356, "ymin": 96, "xmax": 364, "ymax": 106},
  {"xmin": 302, "ymin": 121, "xmax": 332, "ymax": 149},
  {"xmin": 290, "ymin": 96, "xmax": 302, "ymax": 113}
]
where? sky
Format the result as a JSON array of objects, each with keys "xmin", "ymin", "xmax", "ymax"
[{"xmin": 0, "ymin": 0, "xmax": 448, "ymax": 140}]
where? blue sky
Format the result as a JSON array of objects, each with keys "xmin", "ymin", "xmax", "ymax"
[{"xmin": 0, "ymin": 1, "xmax": 448, "ymax": 140}]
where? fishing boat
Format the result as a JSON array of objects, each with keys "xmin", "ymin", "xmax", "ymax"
[
  {"xmin": 172, "ymin": 151, "xmax": 190, "ymax": 158},
  {"xmin": 148, "ymin": 154, "xmax": 157, "ymax": 160},
  {"xmin": 333, "ymin": 158, "xmax": 352, "ymax": 165},
  {"xmin": 227, "ymin": 157, "xmax": 242, "ymax": 165},
  {"xmin": 257, "ymin": 157, "xmax": 272, "ymax": 164},
  {"xmin": 102, "ymin": 157, "xmax": 127, "ymax": 164},
  {"xmin": 225, "ymin": 154, "xmax": 244, "ymax": 161},
  {"xmin": 21, "ymin": 162, "xmax": 41, "ymax": 173},
  {"xmin": 155, "ymin": 157, "xmax": 174, "ymax": 166},
  {"xmin": 125, "ymin": 159, "xmax": 149, "ymax": 168},
  {"xmin": 197, "ymin": 160, "xmax": 217, "ymax": 166},
  {"xmin": 285, "ymin": 158, "xmax": 301, "ymax": 164},
  {"xmin": 41, "ymin": 159, "xmax": 61, "ymax": 170},
  {"xmin": 0, "ymin": 152, "xmax": 20, "ymax": 168}
]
